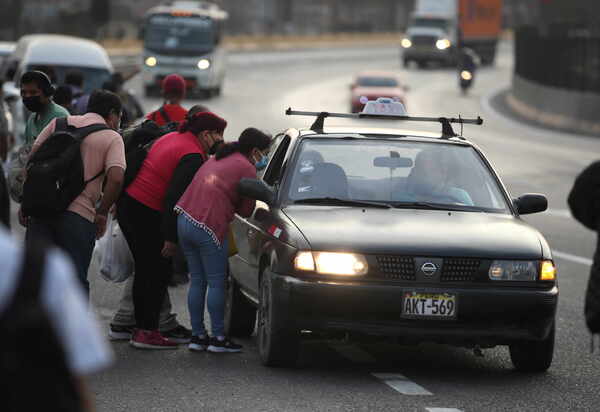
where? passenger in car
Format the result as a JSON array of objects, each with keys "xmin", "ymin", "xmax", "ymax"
[{"xmin": 401, "ymin": 149, "xmax": 474, "ymax": 205}]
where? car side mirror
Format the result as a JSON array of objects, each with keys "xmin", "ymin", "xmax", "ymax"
[
  {"xmin": 239, "ymin": 178, "xmax": 275, "ymax": 205},
  {"xmin": 514, "ymin": 194, "xmax": 547, "ymax": 215}
]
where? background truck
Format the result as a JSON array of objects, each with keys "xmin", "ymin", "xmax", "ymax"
[
  {"xmin": 401, "ymin": 0, "xmax": 502, "ymax": 68},
  {"xmin": 140, "ymin": 1, "xmax": 228, "ymax": 98}
]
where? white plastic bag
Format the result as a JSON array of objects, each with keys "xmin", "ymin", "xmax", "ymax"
[{"xmin": 95, "ymin": 214, "xmax": 134, "ymax": 283}]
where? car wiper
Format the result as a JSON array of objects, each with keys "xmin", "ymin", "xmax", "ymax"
[
  {"xmin": 392, "ymin": 201, "xmax": 469, "ymax": 211},
  {"xmin": 294, "ymin": 197, "xmax": 392, "ymax": 209}
]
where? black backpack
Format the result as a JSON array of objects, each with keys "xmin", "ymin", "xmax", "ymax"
[
  {"xmin": 121, "ymin": 119, "xmax": 178, "ymax": 190},
  {"xmin": 21, "ymin": 117, "xmax": 109, "ymax": 218},
  {"xmin": 0, "ymin": 238, "xmax": 83, "ymax": 411},
  {"xmin": 567, "ymin": 161, "xmax": 600, "ymax": 231}
]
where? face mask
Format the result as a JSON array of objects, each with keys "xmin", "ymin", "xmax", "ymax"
[
  {"xmin": 255, "ymin": 154, "xmax": 269, "ymax": 171},
  {"xmin": 22, "ymin": 95, "xmax": 44, "ymax": 113}
]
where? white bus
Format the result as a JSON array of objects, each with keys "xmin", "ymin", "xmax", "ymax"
[{"xmin": 140, "ymin": 1, "xmax": 228, "ymax": 98}]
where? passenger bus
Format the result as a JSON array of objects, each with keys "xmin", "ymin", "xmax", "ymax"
[{"xmin": 140, "ymin": 1, "xmax": 228, "ymax": 98}]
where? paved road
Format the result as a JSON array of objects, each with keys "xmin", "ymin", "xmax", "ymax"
[{"xmin": 13, "ymin": 42, "xmax": 600, "ymax": 411}]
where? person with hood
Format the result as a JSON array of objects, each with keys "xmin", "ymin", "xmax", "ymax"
[{"xmin": 146, "ymin": 74, "xmax": 188, "ymax": 127}]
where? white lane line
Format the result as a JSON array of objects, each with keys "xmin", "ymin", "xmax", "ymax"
[
  {"xmin": 426, "ymin": 408, "xmax": 464, "ymax": 412},
  {"xmin": 545, "ymin": 209, "xmax": 573, "ymax": 219},
  {"xmin": 553, "ymin": 250, "xmax": 593, "ymax": 266},
  {"xmin": 330, "ymin": 343, "xmax": 376, "ymax": 364},
  {"xmin": 372, "ymin": 373, "xmax": 433, "ymax": 395}
]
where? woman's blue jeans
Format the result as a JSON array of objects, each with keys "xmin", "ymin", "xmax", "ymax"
[{"xmin": 178, "ymin": 215, "xmax": 228, "ymax": 338}]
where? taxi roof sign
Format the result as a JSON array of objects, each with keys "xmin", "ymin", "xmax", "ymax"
[
  {"xmin": 286, "ymin": 97, "xmax": 483, "ymax": 138},
  {"xmin": 361, "ymin": 97, "xmax": 408, "ymax": 116}
]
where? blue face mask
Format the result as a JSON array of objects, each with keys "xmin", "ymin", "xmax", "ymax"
[{"xmin": 255, "ymin": 155, "xmax": 269, "ymax": 171}]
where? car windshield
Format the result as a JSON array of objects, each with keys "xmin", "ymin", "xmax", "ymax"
[
  {"xmin": 357, "ymin": 77, "xmax": 398, "ymax": 88},
  {"xmin": 411, "ymin": 18, "xmax": 450, "ymax": 31},
  {"xmin": 25, "ymin": 65, "xmax": 112, "ymax": 93},
  {"xmin": 285, "ymin": 138, "xmax": 510, "ymax": 213},
  {"xmin": 144, "ymin": 14, "xmax": 215, "ymax": 55}
]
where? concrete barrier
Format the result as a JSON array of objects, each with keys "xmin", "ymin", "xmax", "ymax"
[{"xmin": 509, "ymin": 74, "xmax": 600, "ymax": 136}]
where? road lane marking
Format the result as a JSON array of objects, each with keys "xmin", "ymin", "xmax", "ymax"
[
  {"xmin": 426, "ymin": 408, "xmax": 464, "ymax": 412},
  {"xmin": 545, "ymin": 209, "xmax": 572, "ymax": 219},
  {"xmin": 330, "ymin": 343, "xmax": 376, "ymax": 364},
  {"xmin": 553, "ymin": 250, "xmax": 593, "ymax": 266},
  {"xmin": 371, "ymin": 373, "xmax": 433, "ymax": 395}
]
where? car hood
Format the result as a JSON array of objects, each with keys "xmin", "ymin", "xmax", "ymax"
[
  {"xmin": 282, "ymin": 205, "xmax": 543, "ymax": 259},
  {"xmin": 353, "ymin": 87, "xmax": 404, "ymax": 99}
]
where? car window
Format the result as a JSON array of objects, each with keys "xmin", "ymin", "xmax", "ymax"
[
  {"xmin": 357, "ymin": 77, "xmax": 398, "ymax": 87},
  {"xmin": 263, "ymin": 135, "xmax": 290, "ymax": 186},
  {"xmin": 284, "ymin": 138, "xmax": 510, "ymax": 213}
]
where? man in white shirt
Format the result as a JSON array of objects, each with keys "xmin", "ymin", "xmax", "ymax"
[{"xmin": 0, "ymin": 227, "xmax": 113, "ymax": 410}]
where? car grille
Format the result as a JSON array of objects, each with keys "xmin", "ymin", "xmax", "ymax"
[
  {"xmin": 411, "ymin": 35, "xmax": 437, "ymax": 47},
  {"xmin": 373, "ymin": 256, "xmax": 481, "ymax": 282},
  {"xmin": 441, "ymin": 258, "xmax": 481, "ymax": 282},
  {"xmin": 375, "ymin": 256, "xmax": 415, "ymax": 281}
]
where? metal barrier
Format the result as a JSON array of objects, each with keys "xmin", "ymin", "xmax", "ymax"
[{"xmin": 514, "ymin": 26, "xmax": 600, "ymax": 94}]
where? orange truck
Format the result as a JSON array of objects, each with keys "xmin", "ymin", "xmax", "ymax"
[{"xmin": 402, "ymin": 0, "xmax": 502, "ymax": 67}]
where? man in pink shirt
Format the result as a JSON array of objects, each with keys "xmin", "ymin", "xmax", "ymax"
[{"xmin": 21, "ymin": 90, "xmax": 126, "ymax": 293}]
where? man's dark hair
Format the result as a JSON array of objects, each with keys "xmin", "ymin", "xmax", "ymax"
[
  {"xmin": 53, "ymin": 86, "xmax": 73, "ymax": 110},
  {"xmin": 20, "ymin": 71, "xmax": 54, "ymax": 96},
  {"xmin": 86, "ymin": 89, "xmax": 122, "ymax": 119},
  {"xmin": 65, "ymin": 71, "xmax": 84, "ymax": 88}
]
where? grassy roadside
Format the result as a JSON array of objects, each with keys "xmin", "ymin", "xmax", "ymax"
[{"xmin": 102, "ymin": 32, "xmax": 404, "ymax": 54}]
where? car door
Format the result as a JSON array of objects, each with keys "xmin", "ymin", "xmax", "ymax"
[{"xmin": 231, "ymin": 133, "xmax": 291, "ymax": 296}]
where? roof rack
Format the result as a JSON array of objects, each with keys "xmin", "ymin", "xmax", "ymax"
[{"xmin": 285, "ymin": 108, "xmax": 483, "ymax": 138}]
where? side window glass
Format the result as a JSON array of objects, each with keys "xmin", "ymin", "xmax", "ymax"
[{"xmin": 263, "ymin": 136, "xmax": 291, "ymax": 186}]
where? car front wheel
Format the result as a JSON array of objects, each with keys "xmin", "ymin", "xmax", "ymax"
[
  {"xmin": 509, "ymin": 322, "xmax": 555, "ymax": 373},
  {"xmin": 258, "ymin": 270, "xmax": 300, "ymax": 367}
]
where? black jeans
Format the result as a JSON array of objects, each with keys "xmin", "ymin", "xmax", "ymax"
[
  {"xmin": 26, "ymin": 211, "xmax": 96, "ymax": 293},
  {"xmin": 117, "ymin": 194, "xmax": 172, "ymax": 330}
]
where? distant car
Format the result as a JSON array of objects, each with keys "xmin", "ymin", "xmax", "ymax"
[
  {"xmin": 226, "ymin": 101, "xmax": 557, "ymax": 373},
  {"xmin": 350, "ymin": 71, "xmax": 407, "ymax": 113}
]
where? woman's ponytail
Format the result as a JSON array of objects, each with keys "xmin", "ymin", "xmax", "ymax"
[{"xmin": 215, "ymin": 142, "xmax": 241, "ymax": 160}]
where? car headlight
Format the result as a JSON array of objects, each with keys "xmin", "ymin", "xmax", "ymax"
[
  {"xmin": 145, "ymin": 56, "xmax": 157, "ymax": 67},
  {"xmin": 540, "ymin": 260, "xmax": 557, "ymax": 281},
  {"xmin": 401, "ymin": 38, "xmax": 412, "ymax": 48},
  {"xmin": 294, "ymin": 251, "xmax": 368, "ymax": 276},
  {"xmin": 197, "ymin": 59, "xmax": 211, "ymax": 70},
  {"xmin": 436, "ymin": 39, "xmax": 451, "ymax": 50},
  {"xmin": 489, "ymin": 260, "xmax": 551, "ymax": 281}
]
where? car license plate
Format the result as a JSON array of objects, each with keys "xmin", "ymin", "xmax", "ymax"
[{"xmin": 401, "ymin": 292, "xmax": 457, "ymax": 319}]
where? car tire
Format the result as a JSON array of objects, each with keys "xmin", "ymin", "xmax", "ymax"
[
  {"xmin": 258, "ymin": 270, "xmax": 300, "ymax": 367},
  {"xmin": 509, "ymin": 322, "xmax": 555, "ymax": 373},
  {"xmin": 224, "ymin": 274, "xmax": 256, "ymax": 338}
]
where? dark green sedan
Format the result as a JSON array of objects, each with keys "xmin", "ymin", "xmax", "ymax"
[{"xmin": 226, "ymin": 110, "xmax": 557, "ymax": 372}]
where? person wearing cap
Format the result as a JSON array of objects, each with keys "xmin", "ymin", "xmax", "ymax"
[
  {"xmin": 117, "ymin": 111, "xmax": 226, "ymax": 349},
  {"xmin": 146, "ymin": 74, "xmax": 188, "ymax": 127},
  {"xmin": 21, "ymin": 71, "xmax": 70, "ymax": 146}
]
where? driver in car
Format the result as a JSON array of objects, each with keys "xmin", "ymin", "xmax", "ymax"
[{"xmin": 399, "ymin": 149, "xmax": 473, "ymax": 205}]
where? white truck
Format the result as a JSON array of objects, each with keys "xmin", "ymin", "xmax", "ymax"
[
  {"xmin": 140, "ymin": 1, "xmax": 228, "ymax": 98},
  {"xmin": 401, "ymin": 0, "xmax": 502, "ymax": 68}
]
